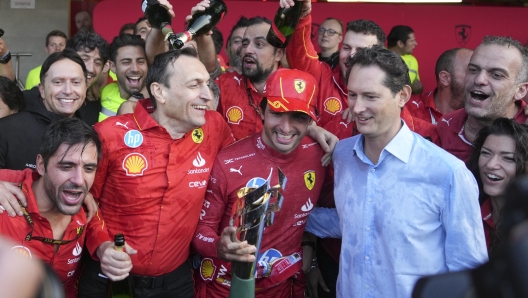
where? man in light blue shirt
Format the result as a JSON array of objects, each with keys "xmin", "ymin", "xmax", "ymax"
[{"xmin": 306, "ymin": 45, "xmax": 487, "ymax": 298}]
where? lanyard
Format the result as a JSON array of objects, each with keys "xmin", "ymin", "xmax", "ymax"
[
  {"xmin": 19, "ymin": 185, "xmax": 84, "ymax": 245},
  {"xmin": 244, "ymin": 77, "xmax": 262, "ymax": 116}
]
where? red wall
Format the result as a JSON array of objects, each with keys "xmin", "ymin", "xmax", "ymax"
[{"xmin": 93, "ymin": 0, "xmax": 528, "ymax": 92}]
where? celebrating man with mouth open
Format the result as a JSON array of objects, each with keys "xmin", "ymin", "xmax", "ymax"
[
  {"xmin": 436, "ymin": 36, "xmax": 528, "ymax": 162},
  {"xmin": 99, "ymin": 34, "xmax": 148, "ymax": 121}
]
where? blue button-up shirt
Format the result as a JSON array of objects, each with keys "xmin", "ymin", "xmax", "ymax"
[{"xmin": 306, "ymin": 122, "xmax": 487, "ymax": 298}]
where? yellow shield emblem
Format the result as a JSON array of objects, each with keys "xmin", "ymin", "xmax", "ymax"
[
  {"xmin": 192, "ymin": 128, "xmax": 204, "ymax": 143},
  {"xmin": 294, "ymin": 79, "xmax": 306, "ymax": 94},
  {"xmin": 304, "ymin": 170, "xmax": 315, "ymax": 190}
]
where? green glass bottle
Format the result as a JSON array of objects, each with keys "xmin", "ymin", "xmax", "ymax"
[
  {"xmin": 171, "ymin": 0, "xmax": 228, "ymax": 49},
  {"xmin": 106, "ymin": 234, "xmax": 134, "ymax": 298},
  {"xmin": 266, "ymin": 3, "xmax": 303, "ymax": 48}
]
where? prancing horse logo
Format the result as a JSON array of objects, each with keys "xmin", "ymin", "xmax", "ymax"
[{"xmin": 455, "ymin": 25, "xmax": 471, "ymax": 47}]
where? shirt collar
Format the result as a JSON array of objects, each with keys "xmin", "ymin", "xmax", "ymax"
[
  {"xmin": 132, "ymin": 100, "xmax": 162, "ymax": 131},
  {"xmin": 352, "ymin": 121, "xmax": 413, "ymax": 165}
]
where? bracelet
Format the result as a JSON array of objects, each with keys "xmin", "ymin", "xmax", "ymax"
[
  {"xmin": 310, "ymin": 257, "xmax": 319, "ymax": 270},
  {"xmin": 0, "ymin": 50, "xmax": 11, "ymax": 64},
  {"xmin": 301, "ymin": 240, "xmax": 315, "ymax": 250}
]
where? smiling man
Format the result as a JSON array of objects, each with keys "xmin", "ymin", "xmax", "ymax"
[
  {"xmin": 436, "ymin": 36, "xmax": 528, "ymax": 162},
  {"xmin": 0, "ymin": 49, "xmax": 88, "ymax": 170},
  {"xmin": 0, "ymin": 118, "xmax": 132, "ymax": 298},
  {"xmin": 99, "ymin": 34, "xmax": 148, "ymax": 121},
  {"xmin": 305, "ymin": 45, "xmax": 487, "ymax": 298},
  {"xmin": 193, "ymin": 68, "xmax": 326, "ymax": 297},
  {"xmin": 66, "ymin": 32, "xmax": 110, "ymax": 125},
  {"xmin": 78, "ymin": 47, "xmax": 235, "ymax": 298}
]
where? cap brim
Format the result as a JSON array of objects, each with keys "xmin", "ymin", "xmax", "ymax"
[{"xmin": 267, "ymin": 97, "xmax": 318, "ymax": 121}]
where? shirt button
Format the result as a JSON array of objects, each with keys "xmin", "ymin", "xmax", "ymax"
[
  {"xmin": 365, "ymin": 256, "xmax": 369, "ymax": 261},
  {"xmin": 366, "ymin": 227, "xmax": 370, "ymax": 232},
  {"xmin": 368, "ymin": 198, "xmax": 372, "ymax": 202},
  {"xmin": 365, "ymin": 285, "xmax": 370, "ymax": 289},
  {"xmin": 371, "ymin": 169, "xmax": 375, "ymax": 172}
]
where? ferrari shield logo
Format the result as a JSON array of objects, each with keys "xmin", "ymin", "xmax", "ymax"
[
  {"xmin": 294, "ymin": 79, "xmax": 306, "ymax": 94},
  {"xmin": 192, "ymin": 128, "xmax": 204, "ymax": 143},
  {"xmin": 455, "ymin": 25, "xmax": 471, "ymax": 47},
  {"xmin": 304, "ymin": 170, "xmax": 315, "ymax": 190}
]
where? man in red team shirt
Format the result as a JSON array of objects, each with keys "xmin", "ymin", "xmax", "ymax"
[
  {"xmin": 281, "ymin": 0, "xmax": 385, "ymax": 128},
  {"xmin": 78, "ymin": 47, "xmax": 234, "ymax": 298},
  {"xmin": 436, "ymin": 36, "xmax": 528, "ymax": 162},
  {"xmin": 193, "ymin": 69, "xmax": 326, "ymax": 297},
  {"xmin": 406, "ymin": 48, "xmax": 473, "ymax": 125},
  {"xmin": 0, "ymin": 118, "xmax": 133, "ymax": 298}
]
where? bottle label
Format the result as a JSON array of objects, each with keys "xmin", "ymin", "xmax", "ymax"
[{"xmin": 271, "ymin": 22, "xmax": 287, "ymax": 44}]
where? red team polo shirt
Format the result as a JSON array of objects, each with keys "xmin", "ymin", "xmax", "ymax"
[
  {"xmin": 193, "ymin": 134, "xmax": 326, "ymax": 297},
  {"xmin": 217, "ymin": 72, "xmax": 264, "ymax": 141},
  {"xmin": 91, "ymin": 103, "xmax": 234, "ymax": 276},
  {"xmin": 286, "ymin": 15, "xmax": 348, "ymax": 128},
  {"xmin": 0, "ymin": 169, "xmax": 109, "ymax": 298},
  {"xmin": 480, "ymin": 198, "xmax": 494, "ymax": 251},
  {"xmin": 405, "ymin": 90, "xmax": 443, "ymax": 125},
  {"xmin": 436, "ymin": 100, "xmax": 527, "ymax": 162}
]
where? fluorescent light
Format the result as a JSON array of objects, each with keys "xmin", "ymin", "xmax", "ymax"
[{"xmin": 328, "ymin": 0, "xmax": 462, "ymax": 2}]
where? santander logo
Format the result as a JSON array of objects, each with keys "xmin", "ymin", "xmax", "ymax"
[
  {"xmin": 73, "ymin": 242, "xmax": 82, "ymax": 257},
  {"xmin": 193, "ymin": 152, "xmax": 206, "ymax": 167},
  {"xmin": 301, "ymin": 198, "xmax": 314, "ymax": 212}
]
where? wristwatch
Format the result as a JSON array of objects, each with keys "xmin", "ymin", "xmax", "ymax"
[{"xmin": 0, "ymin": 51, "xmax": 11, "ymax": 64}]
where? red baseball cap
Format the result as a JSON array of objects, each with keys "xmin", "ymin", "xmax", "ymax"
[{"xmin": 263, "ymin": 69, "xmax": 318, "ymax": 121}]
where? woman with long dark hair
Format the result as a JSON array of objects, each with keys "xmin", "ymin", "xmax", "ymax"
[{"xmin": 467, "ymin": 118, "xmax": 528, "ymax": 252}]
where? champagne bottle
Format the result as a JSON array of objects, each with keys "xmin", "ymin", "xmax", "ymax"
[
  {"xmin": 141, "ymin": 0, "xmax": 179, "ymax": 48},
  {"xmin": 171, "ymin": 0, "xmax": 228, "ymax": 49},
  {"xmin": 266, "ymin": 3, "xmax": 303, "ymax": 48},
  {"xmin": 106, "ymin": 234, "xmax": 134, "ymax": 298}
]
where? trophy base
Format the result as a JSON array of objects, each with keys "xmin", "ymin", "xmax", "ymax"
[{"xmin": 228, "ymin": 274, "xmax": 255, "ymax": 298}]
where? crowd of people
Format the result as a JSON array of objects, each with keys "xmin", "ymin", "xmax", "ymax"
[{"xmin": 0, "ymin": 0, "xmax": 527, "ymax": 297}]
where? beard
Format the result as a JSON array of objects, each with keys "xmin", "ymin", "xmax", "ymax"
[
  {"xmin": 43, "ymin": 177, "xmax": 86, "ymax": 216},
  {"xmin": 242, "ymin": 56, "xmax": 274, "ymax": 85},
  {"xmin": 449, "ymin": 80, "xmax": 466, "ymax": 110},
  {"xmin": 229, "ymin": 48, "xmax": 242, "ymax": 69}
]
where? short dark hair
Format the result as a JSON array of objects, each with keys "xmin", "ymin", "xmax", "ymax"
[
  {"xmin": 481, "ymin": 36, "xmax": 528, "ymax": 83},
  {"xmin": 211, "ymin": 27, "xmax": 224, "ymax": 55},
  {"xmin": 346, "ymin": 20, "xmax": 386, "ymax": 46},
  {"xmin": 146, "ymin": 47, "xmax": 199, "ymax": 109},
  {"xmin": 246, "ymin": 16, "xmax": 272, "ymax": 27},
  {"xmin": 109, "ymin": 34, "xmax": 146, "ymax": 63},
  {"xmin": 345, "ymin": 45, "xmax": 410, "ymax": 96},
  {"xmin": 0, "ymin": 76, "xmax": 25, "ymax": 112},
  {"xmin": 45, "ymin": 30, "xmax": 67, "ymax": 47},
  {"xmin": 227, "ymin": 16, "xmax": 250, "ymax": 48},
  {"xmin": 39, "ymin": 117, "xmax": 102, "ymax": 168},
  {"xmin": 66, "ymin": 32, "xmax": 110, "ymax": 64},
  {"xmin": 134, "ymin": 17, "xmax": 148, "ymax": 35},
  {"xmin": 120, "ymin": 23, "xmax": 136, "ymax": 36},
  {"xmin": 322, "ymin": 17, "xmax": 344, "ymax": 34},
  {"xmin": 467, "ymin": 118, "xmax": 528, "ymax": 205},
  {"xmin": 435, "ymin": 48, "xmax": 462, "ymax": 81},
  {"xmin": 387, "ymin": 25, "xmax": 414, "ymax": 48},
  {"xmin": 40, "ymin": 48, "xmax": 88, "ymax": 85}
]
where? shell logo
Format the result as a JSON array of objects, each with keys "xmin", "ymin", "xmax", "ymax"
[
  {"xmin": 226, "ymin": 106, "xmax": 243, "ymax": 124},
  {"xmin": 200, "ymin": 258, "xmax": 216, "ymax": 281},
  {"xmin": 122, "ymin": 153, "xmax": 148, "ymax": 176},
  {"xmin": 11, "ymin": 245, "xmax": 32, "ymax": 259},
  {"xmin": 323, "ymin": 97, "xmax": 342, "ymax": 115}
]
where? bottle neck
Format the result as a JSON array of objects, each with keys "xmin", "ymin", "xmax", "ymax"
[{"xmin": 114, "ymin": 245, "xmax": 124, "ymax": 252}]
